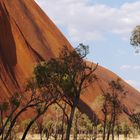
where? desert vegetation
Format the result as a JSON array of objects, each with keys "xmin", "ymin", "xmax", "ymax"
[{"xmin": 0, "ymin": 44, "xmax": 140, "ymax": 140}]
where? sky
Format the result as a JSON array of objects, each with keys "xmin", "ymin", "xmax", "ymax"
[{"xmin": 35, "ymin": 0, "xmax": 140, "ymax": 91}]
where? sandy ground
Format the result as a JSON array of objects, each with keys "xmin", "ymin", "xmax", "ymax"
[{"xmin": 17, "ymin": 134, "xmax": 140, "ymax": 140}]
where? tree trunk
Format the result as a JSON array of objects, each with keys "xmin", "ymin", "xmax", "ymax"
[
  {"xmin": 102, "ymin": 100, "xmax": 107, "ymax": 140},
  {"xmin": 118, "ymin": 133, "xmax": 119, "ymax": 140},
  {"xmin": 0, "ymin": 111, "xmax": 4, "ymax": 140},
  {"xmin": 73, "ymin": 113, "xmax": 78, "ymax": 140},
  {"xmin": 111, "ymin": 105, "xmax": 116, "ymax": 140},
  {"xmin": 54, "ymin": 129, "xmax": 58, "ymax": 140},
  {"xmin": 106, "ymin": 121, "xmax": 112, "ymax": 140},
  {"xmin": 4, "ymin": 107, "xmax": 28, "ymax": 140},
  {"xmin": 61, "ymin": 103, "xmax": 66, "ymax": 140},
  {"xmin": 38, "ymin": 125, "xmax": 43, "ymax": 140},
  {"xmin": 66, "ymin": 106, "xmax": 76, "ymax": 140},
  {"xmin": 0, "ymin": 105, "xmax": 18, "ymax": 136},
  {"xmin": 45, "ymin": 129, "xmax": 50, "ymax": 140},
  {"xmin": 65, "ymin": 98, "xmax": 79, "ymax": 140},
  {"xmin": 106, "ymin": 126, "xmax": 111, "ymax": 140},
  {"xmin": 106, "ymin": 110, "xmax": 114, "ymax": 140},
  {"xmin": 4, "ymin": 101, "xmax": 40, "ymax": 140},
  {"xmin": 111, "ymin": 116, "xmax": 115, "ymax": 140},
  {"xmin": 40, "ymin": 131, "xmax": 43, "ymax": 140},
  {"xmin": 21, "ymin": 103, "xmax": 52, "ymax": 140},
  {"xmin": 102, "ymin": 113, "xmax": 107, "ymax": 140},
  {"xmin": 94, "ymin": 125, "xmax": 97, "ymax": 140},
  {"xmin": 21, "ymin": 113, "xmax": 42, "ymax": 140},
  {"xmin": 61, "ymin": 115, "xmax": 65, "ymax": 140}
]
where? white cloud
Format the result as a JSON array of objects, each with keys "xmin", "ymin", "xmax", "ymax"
[
  {"xmin": 120, "ymin": 65, "xmax": 131, "ymax": 70},
  {"xmin": 134, "ymin": 65, "xmax": 140, "ymax": 70},
  {"xmin": 120, "ymin": 65, "xmax": 140, "ymax": 70},
  {"xmin": 35, "ymin": 0, "xmax": 140, "ymax": 43},
  {"xmin": 117, "ymin": 50, "xmax": 127, "ymax": 55},
  {"xmin": 126, "ymin": 79, "xmax": 140, "ymax": 91}
]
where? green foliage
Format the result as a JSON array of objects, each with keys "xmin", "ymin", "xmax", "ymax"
[
  {"xmin": 30, "ymin": 44, "xmax": 97, "ymax": 140},
  {"xmin": 129, "ymin": 112, "xmax": 140, "ymax": 129},
  {"xmin": 0, "ymin": 101, "xmax": 8, "ymax": 112},
  {"xmin": 26, "ymin": 77, "xmax": 37, "ymax": 91},
  {"xmin": 115, "ymin": 123, "xmax": 123, "ymax": 135},
  {"xmin": 72, "ymin": 109, "xmax": 93, "ymax": 132},
  {"xmin": 11, "ymin": 97, "xmax": 20, "ymax": 107},
  {"xmin": 109, "ymin": 79, "xmax": 124, "ymax": 93},
  {"xmin": 10, "ymin": 93, "xmax": 21, "ymax": 107},
  {"xmin": 130, "ymin": 25, "xmax": 140, "ymax": 53},
  {"xmin": 22, "ymin": 119, "xmax": 38, "ymax": 134},
  {"xmin": 122, "ymin": 123, "xmax": 132, "ymax": 137},
  {"xmin": 0, "ymin": 44, "xmax": 98, "ymax": 140},
  {"xmin": 34, "ymin": 44, "xmax": 95, "ymax": 101},
  {"xmin": 131, "ymin": 25, "xmax": 140, "ymax": 46}
]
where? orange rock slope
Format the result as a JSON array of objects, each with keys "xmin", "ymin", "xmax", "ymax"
[{"xmin": 0, "ymin": 0, "xmax": 140, "ymax": 117}]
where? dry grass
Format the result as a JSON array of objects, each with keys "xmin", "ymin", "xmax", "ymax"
[{"xmin": 17, "ymin": 134, "xmax": 140, "ymax": 140}]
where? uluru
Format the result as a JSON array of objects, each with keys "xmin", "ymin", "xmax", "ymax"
[{"xmin": 0, "ymin": 0, "xmax": 140, "ymax": 140}]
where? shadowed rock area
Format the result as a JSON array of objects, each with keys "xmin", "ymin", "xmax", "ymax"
[{"xmin": 0, "ymin": 0, "xmax": 140, "ymax": 119}]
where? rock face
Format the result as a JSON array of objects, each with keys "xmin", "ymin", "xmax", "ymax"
[
  {"xmin": 0, "ymin": 0, "xmax": 140, "ymax": 117},
  {"xmin": 0, "ymin": 0, "xmax": 71, "ymax": 100}
]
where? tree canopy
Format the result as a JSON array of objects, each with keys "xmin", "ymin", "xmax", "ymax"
[{"xmin": 130, "ymin": 25, "xmax": 140, "ymax": 53}]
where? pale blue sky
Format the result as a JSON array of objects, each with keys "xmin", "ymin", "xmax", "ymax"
[
  {"xmin": 92, "ymin": 0, "xmax": 138, "ymax": 7},
  {"xmin": 36, "ymin": 0, "xmax": 140, "ymax": 91}
]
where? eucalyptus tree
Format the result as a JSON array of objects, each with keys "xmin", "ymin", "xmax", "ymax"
[
  {"xmin": 100, "ymin": 79, "xmax": 126, "ymax": 140},
  {"xmin": 1, "ymin": 89, "xmax": 45, "ymax": 140},
  {"xmin": 0, "ymin": 101, "xmax": 8, "ymax": 140},
  {"xmin": 130, "ymin": 25, "xmax": 140, "ymax": 53},
  {"xmin": 21, "ymin": 78, "xmax": 62, "ymax": 140},
  {"xmin": 129, "ymin": 112, "xmax": 140, "ymax": 130},
  {"xmin": 34, "ymin": 44, "xmax": 98, "ymax": 140},
  {"xmin": 3, "ymin": 76, "xmax": 60, "ymax": 140}
]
